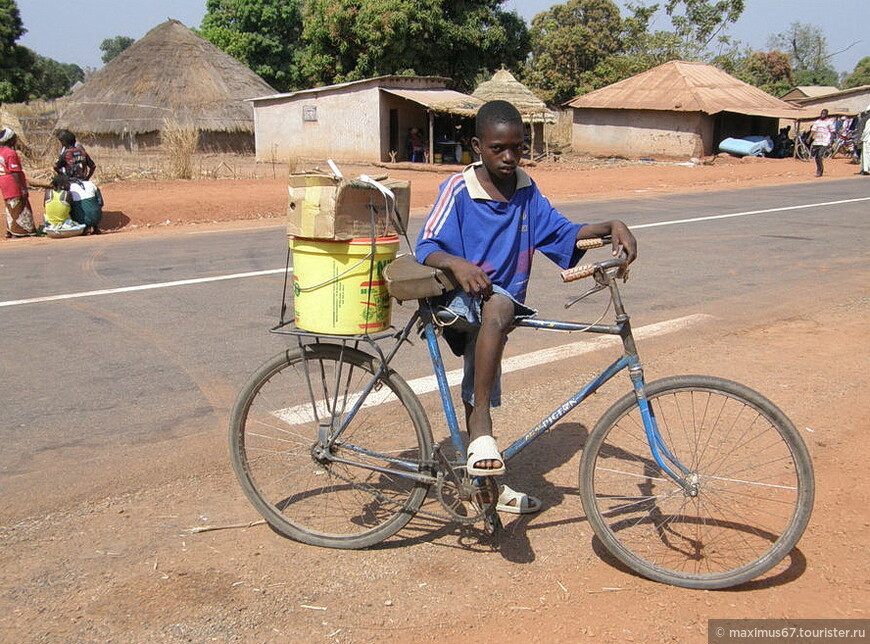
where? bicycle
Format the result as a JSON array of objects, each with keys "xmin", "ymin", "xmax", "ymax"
[
  {"xmin": 795, "ymin": 132, "xmax": 833, "ymax": 162},
  {"xmin": 830, "ymin": 131, "xmax": 859, "ymax": 162},
  {"xmin": 229, "ymin": 240, "xmax": 814, "ymax": 590}
]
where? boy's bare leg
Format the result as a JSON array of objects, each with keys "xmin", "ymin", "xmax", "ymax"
[{"xmin": 467, "ymin": 293, "xmax": 514, "ymax": 470}]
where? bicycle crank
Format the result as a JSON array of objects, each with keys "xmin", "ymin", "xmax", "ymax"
[{"xmin": 435, "ymin": 466, "xmax": 499, "ymax": 524}]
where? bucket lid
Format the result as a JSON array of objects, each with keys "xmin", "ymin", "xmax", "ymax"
[{"xmin": 292, "ymin": 235, "xmax": 399, "ymax": 245}]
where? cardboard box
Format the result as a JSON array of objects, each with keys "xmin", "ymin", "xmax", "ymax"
[{"xmin": 287, "ymin": 173, "xmax": 410, "ymax": 240}]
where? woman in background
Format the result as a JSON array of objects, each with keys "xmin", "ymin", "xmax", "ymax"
[{"xmin": 0, "ymin": 127, "xmax": 37, "ymax": 237}]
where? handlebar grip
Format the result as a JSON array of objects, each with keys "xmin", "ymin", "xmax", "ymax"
[
  {"xmin": 560, "ymin": 263, "xmax": 595, "ymax": 282},
  {"xmin": 575, "ymin": 237, "xmax": 610, "ymax": 250}
]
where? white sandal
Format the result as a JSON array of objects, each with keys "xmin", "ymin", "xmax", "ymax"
[
  {"xmin": 497, "ymin": 484, "xmax": 542, "ymax": 514},
  {"xmin": 466, "ymin": 435, "xmax": 505, "ymax": 476}
]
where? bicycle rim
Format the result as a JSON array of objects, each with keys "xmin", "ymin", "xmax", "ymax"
[
  {"xmin": 580, "ymin": 375, "xmax": 814, "ymax": 589},
  {"xmin": 229, "ymin": 344, "xmax": 433, "ymax": 549}
]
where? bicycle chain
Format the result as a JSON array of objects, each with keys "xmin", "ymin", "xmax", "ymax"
[{"xmin": 324, "ymin": 461, "xmax": 495, "ymax": 525}]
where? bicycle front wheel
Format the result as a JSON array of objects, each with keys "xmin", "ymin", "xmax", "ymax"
[
  {"xmin": 580, "ymin": 376, "xmax": 814, "ymax": 589},
  {"xmin": 229, "ymin": 344, "xmax": 434, "ymax": 549}
]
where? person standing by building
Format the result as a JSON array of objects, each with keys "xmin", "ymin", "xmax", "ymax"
[
  {"xmin": 860, "ymin": 105, "xmax": 870, "ymax": 176},
  {"xmin": 53, "ymin": 130, "xmax": 96, "ymax": 180},
  {"xmin": 807, "ymin": 109, "xmax": 835, "ymax": 177},
  {"xmin": 0, "ymin": 128, "xmax": 37, "ymax": 238},
  {"xmin": 406, "ymin": 127, "xmax": 426, "ymax": 163}
]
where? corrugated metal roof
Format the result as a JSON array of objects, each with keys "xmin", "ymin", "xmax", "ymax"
[
  {"xmin": 250, "ymin": 75, "xmax": 452, "ymax": 103},
  {"xmin": 566, "ymin": 61, "xmax": 808, "ymax": 119},
  {"xmin": 381, "ymin": 88, "xmax": 484, "ymax": 116},
  {"xmin": 794, "ymin": 86, "xmax": 841, "ymax": 97}
]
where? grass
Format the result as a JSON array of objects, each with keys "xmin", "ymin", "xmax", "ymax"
[{"xmin": 161, "ymin": 120, "xmax": 200, "ymax": 180}]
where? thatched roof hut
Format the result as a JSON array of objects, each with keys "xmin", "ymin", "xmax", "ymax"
[
  {"xmin": 55, "ymin": 20, "xmax": 276, "ymax": 152},
  {"xmin": 472, "ymin": 68, "xmax": 555, "ymax": 155},
  {"xmin": 473, "ymin": 68, "xmax": 556, "ymax": 124}
]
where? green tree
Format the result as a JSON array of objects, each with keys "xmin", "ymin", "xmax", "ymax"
[
  {"xmin": 99, "ymin": 35, "xmax": 134, "ymax": 64},
  {"xmin": 734, "ymin": 50, "xmax": 793, "ymax": 97},
  {"xmin": 29, "ymin": 55, "xmax": 84, "ymax": 97},
  {"xmin": 768, "ymin": 22, "xmax": 838, "ymax": 88},
  {"xmin": 621, "ymin": 0, "xmax": 744, "ymax": 64},
  {"xmin": 523, "ymin": 0, "xmax": 624, "ymax": 104},
  {"xmin": 199, "ymin": 0, "xmax": 305, "ymax": 91},
  {"xmin": 664, "ymin": 0, "xmax": 744, "ymax": 55},
  {"xmin": 0, "ymin": 0, "xmax": 84, "ymax": 100},
  {"xmin": 0, "ymin": 0, "xmax": 27, "ymax": 101},
  {"xmin": 842, "ymin": 56, "xmax": 870, "ymax": 89},
  {"xmin": 299, "ymin": 0, "xmax": 528, "ymax": 92},
  {"xmin": 522, "ymin": 0, "xmax": 746, "ymax": 103}
]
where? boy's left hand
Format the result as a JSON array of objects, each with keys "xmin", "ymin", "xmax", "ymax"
[{"xmin": 610, "ymin": 221, "xmax": 637, "ymax": 264}]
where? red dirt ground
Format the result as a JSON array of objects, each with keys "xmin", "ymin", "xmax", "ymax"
[
  {"xmin": 1, "ymin": 154, "xmax": 868, "ymax": 643},
  {"xmin": 4, "ymin": 153, "xmax": 866, "ymax": 236}
]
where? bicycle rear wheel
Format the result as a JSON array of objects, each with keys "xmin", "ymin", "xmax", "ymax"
[
  {"xmin": 579, "ymin": 375, "xmax": 814, "ymax": 589},
  {"xmin": 229, "ymin": 343, "xmax": 433, "ymax": 549}
]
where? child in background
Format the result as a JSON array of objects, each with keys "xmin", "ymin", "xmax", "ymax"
[
  {"xmin": 43, "ymin": 174, "xmax": 85, "ymax": 237},
  {"xmin": 69, "ymin": 179, "xmax": 104, "ymax": 235},
  {"xmin": 53, "ymin": 130, "xmax": 96, "ymax": 180}
]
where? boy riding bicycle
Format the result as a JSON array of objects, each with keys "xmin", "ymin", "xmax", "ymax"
[{"xmin": 415, "ymin": 100, "xmax": 636, "ymax": 513}]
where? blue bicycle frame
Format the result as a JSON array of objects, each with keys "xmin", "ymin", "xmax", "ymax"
[
  {"xmin": 284, "ymin": 274, "xmax": 692, "ymax": 491},
  {"xmin": 419, "ymin": 279, "xmax": 691, "ymax": 488}
]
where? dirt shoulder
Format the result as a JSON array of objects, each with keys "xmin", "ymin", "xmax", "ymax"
[{"xmin": 4, "ymin": 154, "xmax": 867, "ymax": 237}]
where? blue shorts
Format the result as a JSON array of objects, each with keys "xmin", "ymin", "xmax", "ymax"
[{"xmin": 437, "ymin": 285, "xmax": 536, "ymax": 407}]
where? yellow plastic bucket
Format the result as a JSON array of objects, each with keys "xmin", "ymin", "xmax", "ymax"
[{"xmin": 291, "ymin": 236, "xmax": 399, "ymax": 335}]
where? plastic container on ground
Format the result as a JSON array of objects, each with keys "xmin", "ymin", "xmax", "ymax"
[{"xmin": 718, "ymin": 136, "xmax": 773, "ymax": 157}]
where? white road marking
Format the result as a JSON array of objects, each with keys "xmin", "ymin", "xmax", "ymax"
[
  {"xmin": 0, "ymin": 268, "xmax": 288, "ymax": 308},
  {"xmin": 3, "ymin": 195, "xmax": 865, "ymax": 309},
  {"xmin": 630, "ymin": 196, "xmax": 870, "ymax": 229},
  {"xmin": 274, "ymin": 313, "xmax": 712, "ymax": 424},
  {"xmin": 407, "ymin": 314, "xmax": 711, "ymax": 395}
]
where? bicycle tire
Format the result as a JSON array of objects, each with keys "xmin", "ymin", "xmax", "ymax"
[
  {"xmin": 229, "ymin": 344, "xmax": 434, "ymax": 549},
  {"xmin": 795, "ymin": 143, "xmax": 810, "ymax": 161},
  {"xmin": 579, "ymin": 375, "xmax": 814, "ymax": 589}
]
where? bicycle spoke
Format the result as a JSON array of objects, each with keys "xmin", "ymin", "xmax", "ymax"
[
  {"xmin": 230, "ymin": 345, "xmax": 432, "ymax": 548},
  {"xmin": 581, "ymin": 376, "xmax": 813, "ymax": 589}
]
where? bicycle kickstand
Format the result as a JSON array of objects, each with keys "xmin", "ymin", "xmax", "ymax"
[{"xmin": 483, "ymin": 510, "xmax": 503, "ymax": 536}]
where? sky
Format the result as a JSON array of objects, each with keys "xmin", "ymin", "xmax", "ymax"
[{"xmin": 15, "ymin": 0, "xmax": 869, "ymax": 76}]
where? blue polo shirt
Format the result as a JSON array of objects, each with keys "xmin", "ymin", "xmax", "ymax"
[{"xmin": 416, "ymin": 163, "xmax": 585, "ymax": 303}]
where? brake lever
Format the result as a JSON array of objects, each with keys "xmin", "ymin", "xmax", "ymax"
[{"xmin": 564, "ymin": 282, "xmax": 607, "ymax": 309}]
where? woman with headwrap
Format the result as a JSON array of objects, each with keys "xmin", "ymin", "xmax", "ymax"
[{"xmin": 0, "ymin": 128, "xmax": 37, "ymax": 237}]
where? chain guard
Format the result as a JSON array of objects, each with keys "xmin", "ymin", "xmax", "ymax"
[{"xmin": 435, "ymin": 467, "xmax": 498, "ymax": 524}]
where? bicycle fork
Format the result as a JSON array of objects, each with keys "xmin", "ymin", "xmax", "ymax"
[{"xmin": 614, "ymin": 288, "xmax": 696, "ymax": 496}]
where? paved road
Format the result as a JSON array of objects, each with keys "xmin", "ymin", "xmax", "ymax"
[{"xmin": 1, "ymin": 178, "xmax": 867, "ymax": 517}]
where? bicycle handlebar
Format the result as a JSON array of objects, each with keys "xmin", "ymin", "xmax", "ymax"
[
  {"xmin": 574, "ymin": 236, "xmax": 611, "ymax": 250},
  {"xmin": 559, "ymin": 237, "xmax": 628, "ymax": 283}
]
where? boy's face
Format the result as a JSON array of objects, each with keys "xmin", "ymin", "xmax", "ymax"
[{"xmin": 472, "ymin": 120, "xmax": 524, "ymax": 181}]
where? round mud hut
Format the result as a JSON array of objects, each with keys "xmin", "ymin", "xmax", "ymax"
[
  {"xmin": 54, "ymin": 20, "xmax": 276, "ymax": 153},
  {"xmin": 472, "ymin": 68, "xmax": 556, "ymax": 155}
]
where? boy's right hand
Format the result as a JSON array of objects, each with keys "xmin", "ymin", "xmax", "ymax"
[
  {"xmin": 451, "ymin": 259, "xmax": 493, "ymax": 299},
  {"xmin": 424, "ymin": 251, "xmax": 492, "ymax": 298}
]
